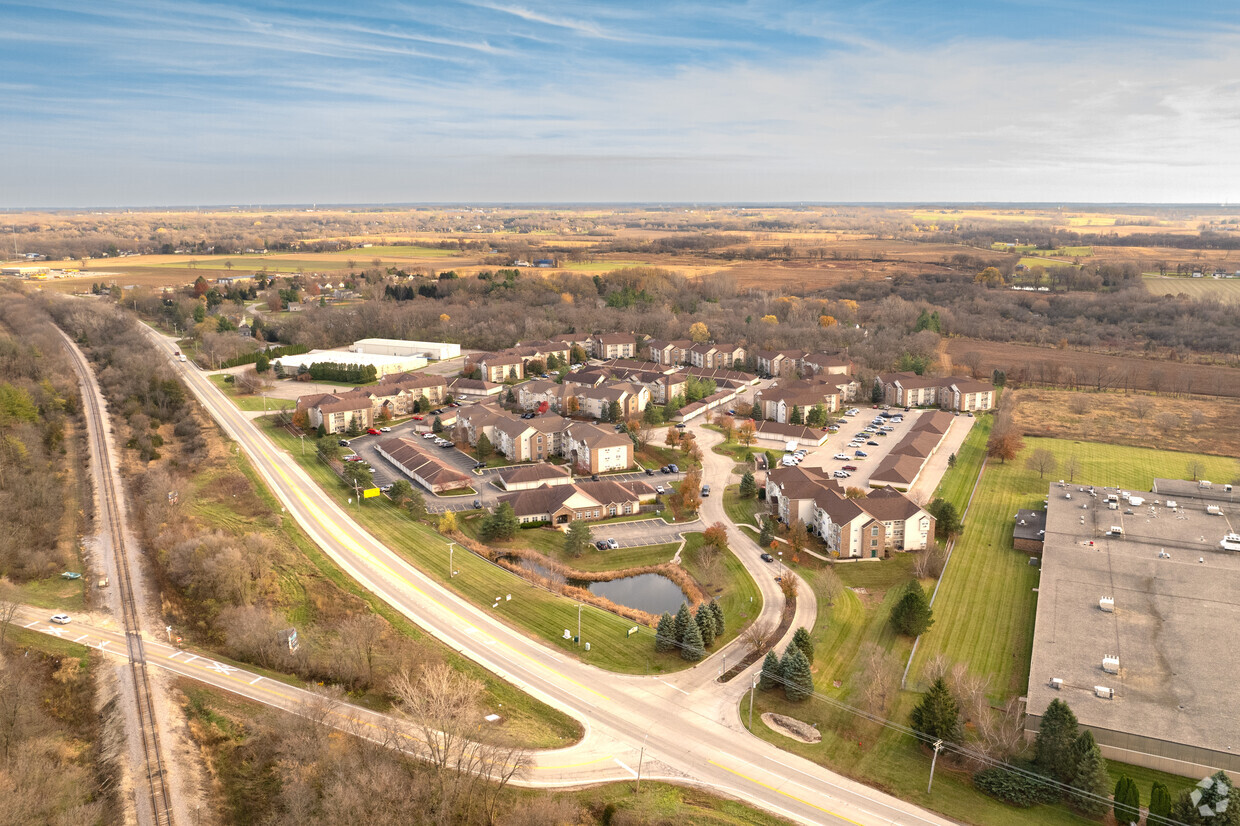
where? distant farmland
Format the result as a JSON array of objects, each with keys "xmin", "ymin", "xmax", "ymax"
[
  {"xmin": 1143, "ymin": 274, "xmax": 1240, "ymax": 304},
  {"xmin": 944, "ymin": 338, "xmax": 1240, "ymax": 397}
]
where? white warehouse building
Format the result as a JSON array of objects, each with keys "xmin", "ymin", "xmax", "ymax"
[
  {"xmin": 351, "ymin": 338, "xmax": 461, "ymax": 361},
  {"xmin": 272, "ymin": 350, "xmax": 427, "ymax": 377}
]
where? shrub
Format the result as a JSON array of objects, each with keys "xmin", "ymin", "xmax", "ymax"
[{"xmin": 973, "ymin": 766, "xmax": 1060, "ymax": 808}]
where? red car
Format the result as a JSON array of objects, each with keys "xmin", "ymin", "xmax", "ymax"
[
  {"xmin": 412, "ymin": 415, "xmax": 424, "ymax": 421},
  {"xmin": 842, "ymin": 464, "xmax": 858, "ymax": 472},
  {"xmin": 367, "ymin": 428, "xmax": 381, "ymax": 435}
]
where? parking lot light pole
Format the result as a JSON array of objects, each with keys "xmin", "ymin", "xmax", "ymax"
[{"xmin": 448, "ymin": 543, "xmax": 456, "ymax": 577}]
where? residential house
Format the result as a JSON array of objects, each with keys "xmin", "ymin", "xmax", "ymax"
[
  {"xmin": 753, "ymin": 349, "xmax": 807, "ymax": 377},
  {"xmin": 475, "ymin": 353, "xmax": 525, "ymax": 383},
  {"xmin": 876, "ymin": 373, "xmax": 995, "ymax": 412},
  {"xmin": 686, "ymin": 343, "xmax": 746, "ymax": 370},
  {"xmin": 497, "ymin": 479, "xmax": 651, "ymax": 528},
  {"xmin": 754, "ymin": 380, "xmax": 842, "ymax": 422},
  {"xmin": 587, "ymin": 333, "xmax": 638, "ymax": 360},
  {"xmin": 571, "ymin": 382, "xmax": 650, "ymax": 421},
  {"xmin": 516, "ymin": 379, "xmax": 568, "ymax": 413},
  {"xmin": 648, "ymin": 339, "xmax": 691, "ymax": 366},
  {"xmin": 564, "ymin": 422, "xmax": 634, "ymax": 474},
  {"xmin": 296, "ymin": 392, "xmax": 373, "ymax": 433}
]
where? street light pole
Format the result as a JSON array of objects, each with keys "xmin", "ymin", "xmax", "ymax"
[
  {"xmin": 927, "ymin": 739, "xmax": 944, "ymax": 794},
  {"xmin": 448, "ymin": 543, "xmax": 455, "ymax": 577},
  {"xmin": 577, "ymin": 603, "xmax": 583, "ymax": 645},
  {"xmin": 749, "ymin": 672, "xmax": 759, "ymax": 730}
]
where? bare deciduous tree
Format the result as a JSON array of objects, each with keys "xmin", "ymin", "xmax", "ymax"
[
  {"xmin": 1129, "ymin": 396, "xmax": 1153, "ymax": 421},
  {"xmin": 1062, "ymin": 454, "xmax": 1082, "ymax": 484},
  {"xmin": 1025, "ymin": 448, "xmax": 1057, "ymax": 480}
]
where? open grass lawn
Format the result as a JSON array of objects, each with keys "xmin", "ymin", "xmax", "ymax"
[
  {"xmin": 930, "ymin": 413, "xmax": 992, "ymax": 513},
  {"xmin": 208, "ymin": 373, "xmax": 295, "ymax": 411},
  {"xmin": 723, "ymin": 485, "xmax": 766, "ymax": 528},
  {"xmin": 457, "ymin": 516, "xmax": 679, "ymax": 572},
  {"xmin": 9, "ymin": 575, "xmax": 86, "ymax": 612},
  {"xmin": 263, "ymin": 421, "xmax": 754, "ymax": 674},
  {"xmin": 563, "ymin": 259, "xmax": 648, "ymax": 271},
  {"xmin": 908, "ymin": 438, "xmax": 1239, "ymax": 700}
]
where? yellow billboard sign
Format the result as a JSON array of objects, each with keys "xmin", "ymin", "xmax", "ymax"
[{"xmin": 363, "ymin": 487, "xmax": 382, "ymax": 499}]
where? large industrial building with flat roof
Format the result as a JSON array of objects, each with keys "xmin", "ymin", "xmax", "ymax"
[
  {"xmin": 1026, "ymin": 479, "xmax": 1240, "ymax": 779},
  {"xmin": 351, "ymin": 338, "xmax": 460, "ymax": 361}
]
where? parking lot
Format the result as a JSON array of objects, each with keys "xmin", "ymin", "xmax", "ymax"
[
  {"xmin": 784, "ymin": 406, "xmax": 975, "ymax": 496},
  {"xmin": 341, "ymin": 418, "xmax": 483, "ymax": 497}
]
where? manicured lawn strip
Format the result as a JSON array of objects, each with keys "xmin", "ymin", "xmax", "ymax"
[
  {"xmin": 931, "ymin": 413, "xmax": 992, "ymax": 514},
  {"xmin": 909, "ymin": 438, "xmax": 1239, "ymax": 700},
  {"xmin": 11, "ymin": 575, "xmax": 86, "ymax": 612},
  {"xmin": 722, "ymin": 485, "xmax": 765, "ymax": 528},
  {"xmin": 227, "ymin": 437, "xmax": 582, "ymax": 746},
  {"xmin": 261, "ymin": 420, "xmax": 704, "ymax": 674},
  {"xmin": 679, "ymin": 533, "xmax": 762, "ymax": 648}
]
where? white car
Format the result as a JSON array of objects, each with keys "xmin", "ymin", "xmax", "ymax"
[
  {"xmin": 50, "ymin": 614, "xmax": 71, "ymax": 624},
  {"xmin": 379, "ymin": 426, "xmax": 392, "ymax": 432},
  {"xmin": 834, "ymin": 453, "xmax": 850, "ymax": 460},
  {"xmin": 656, "ymin": 485, "xmax": 666, "ymax": 494},
  {"xmin": 833, "ymin": 470, "xmax": 850, "ymax": 478},
  {"xmin": 422, "ymin": 432, "xmax": 436, "ymax": 440},
  {"xmin": 606, "ymin": 538, "xmax": 619, "ymax": 550}
]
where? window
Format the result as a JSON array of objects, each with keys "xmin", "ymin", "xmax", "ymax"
[
  {"xmin": 871, "ymin": 526, "xmax": 879, "ymax": 536},
  {"xmin": 609, "ymin": 506, "xmax": 616, "ymax": 516}
]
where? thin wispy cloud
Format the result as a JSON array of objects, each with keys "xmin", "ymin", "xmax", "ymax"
[{"xmin": 1, "ymin": 0, "xmax": 1237, "ymax": 206}]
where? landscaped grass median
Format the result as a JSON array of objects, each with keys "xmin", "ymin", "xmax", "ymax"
[
  {"xmin": 931, "ymin": 412, "xmax": 992, "ymax": 514},
  {"xmin": 261, "ymin": 419, "xmax": 757, "ymax": 674},
  {"xmin": 722, "ymin": 484, "xmax": 765, "ymax": 528}
]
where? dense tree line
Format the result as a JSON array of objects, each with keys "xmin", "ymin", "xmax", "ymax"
[{"xmin": 0, "ymin": 289, "xmax": 82, "ymax": 580}]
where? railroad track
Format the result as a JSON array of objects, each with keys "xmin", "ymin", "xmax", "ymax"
[{"xmin": 61, "ymin": 332, "xmax": 174, "ymax": 826}]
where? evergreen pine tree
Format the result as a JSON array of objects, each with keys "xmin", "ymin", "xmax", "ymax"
[
  {"xmin": 908, "ymin": 677, "xmax": 962, "ymax": 742},
  {"xmin": 1069, "ymin": 731, "xmax": 1111, "ymax": 817},
  {"xmin": 1147, "ymin": 781, "xmax": 1172, "ymax": 822},
  {"xmin": 709, "ymin": 599, "xmax": 725, "ymax": 637},
  {"xmin": 695, "ymin": 605, "xmax": 716, "ymax": 647},
  {"xmin": 759, "ymin": 518, "xmax": 775, "ymax": 548},
  {"xmin": 680, "ymin": 614, "xmax": 705, "ymax": 661},
  {"xmin": 739, "ymin": 471, "xmax": 756, "ymax": 498},
  {"xmin": 654, "ymin": 613, "xmax": 676, "ymax": 653},
  {"xmin": 791, "ymin": 627, "xmax": 815, "ymax": 663},
  {"xmin": 889, "ymin": 580, "xmax": 934, "ymax": 636},
  {"xmin": 1034, "ymin": 699, "xmax": 1080, "ymax": 783},
  {"xmin": 1170, "ymin": 771, "xmax": 1238, "ymax": 826},
  {"xmin": 759, "ymin": 651, "xmax": 783, "ymax": 690},
  {"xmin": 1113, "ymin": 776, "xmax": 1140, "ymax": 826},
  {"xmin": 790, "ymin": 405, "xmax": 804, "ymax": 425},
  {"xmin": 672, "ymin": 603, "xmax": 693, "ymax": 644},
  {"xmin": 781, "ymin": 646, "xmax": 814, "ymax": 702},
  {"xmin": 751, "ymin": 400, "xmax": 762, "ymax": 420}
]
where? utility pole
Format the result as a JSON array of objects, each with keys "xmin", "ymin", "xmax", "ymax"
[
  {"xmin": 577, "ymin": 603, "xmax": 583, "ymax": 645},
  {"xmin": 748, "ymin": 672, "xmax": 759, "ymax": 730},
  {"xmin": 927, "ymin": 739, "xmax": 943, "ymax": 793},
  {"xmin": 635, "ymin": 730, "xmax": 651, "ymax": 794},
  {"xmin": 448, "ymin": 542, "xmax": 456, "ymax": 577}
]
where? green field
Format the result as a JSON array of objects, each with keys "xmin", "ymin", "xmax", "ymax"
[
  {"xmin": 208, "ymin": 373, "xmax": 296, "ymax": 411},
  {"xmin": 909, "ymin": 438, "xmax": 1240, "ymax": 698},
  {"xmin": 680, "ymin": 532, "xmax": 763, "ymax": 650},
  {"xmin": 722, "ymin": 484, "xmax": 766, "ymax": 528},
  {"xmin": 1143, "ymin": 273, "xmax": 1240, "ymax": 304},
  {"xmin": 262, "ymin": 420, "xmax": 755, "ymax": 674},
  {"xmin": 329, "ymin": 245, "xmax": 460, "ymax": 259},
  {"xmin": 930, "ymin": 413, "xmax": 991, "ymax": 514}
]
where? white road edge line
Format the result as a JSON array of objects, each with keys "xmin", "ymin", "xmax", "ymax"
[{"xmin": 612, "ymin": 758, "xmax": 638, "ymax": 778}]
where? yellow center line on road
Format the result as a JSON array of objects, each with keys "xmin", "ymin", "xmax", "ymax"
[
  {"xmin": 236, "ymin": 422, "xmax": 611, "ymax": 704},
  {"xmin": 708, "ymin": 759, "xmax": 864, "ymax": 826}
]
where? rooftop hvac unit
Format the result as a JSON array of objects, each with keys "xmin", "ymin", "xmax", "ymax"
[
  {"xmin": 1166, "ymin": 500, "xmax": 1178, "ymax": 509},
  {"xmin": 1128, "ymin": 496, "xmax": 1145, "ymax": 506},
  {"xmin": 1099, "ymin": 597, "xmax": 1115, "ymax": 612},
  {"xmin": 1095, "ymin": 686, "xmax": 1114, "ymax": 699},
  {"xmin": 1050, "ymin": 677, "xmax": 1064, "ymax": 690},
  {"xmin": 1102, "ymin": 656, "xmax": 1120, "ymax": 674}
]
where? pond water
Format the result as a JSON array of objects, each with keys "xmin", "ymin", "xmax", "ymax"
[{"xmin": 571, "ymin": 573, "xmax": 688, "ymax": 616}]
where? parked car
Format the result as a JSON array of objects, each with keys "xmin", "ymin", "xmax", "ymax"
[
  {"xmin": 833, "ymin": 470, "xmax": 850, "ymax": 478},
  {"xmin": 422, "ymin": 432, "xmax": 436, "ymax": 439},
  {"xmin": 867, "ymin": 440, "xmax": 880, "ymax": 446},
  {"xmin": 606, "ymin": 538, "xmax": 619, "ymax": 550},
  {"xmin": 430, "ymin": 409, "xmax": 444, "ymax": 415},
  {"xmin": 842, "ymin": 464, "xmax": 858, "ymax": 471},
  {"xmin": 338, "ymin": 439, "xmax": 350, "ymax": 446},
  {"xmin": 645, "ymin": 468, "xmax": 655, "ymax": 476},
  {"xmin": 380, "ymin": 484, "xmax": 393, "ymax": 492},
  {"xmin": 521, "ymin": 412, "xmax": 535, "ymax": 419},
  {"xmin": 595, "ymin": 540, "xmax": 609, "ymax": 550},
  {"xmin": 368, "ymin": 467, "xmax": 376, "ymax": 473},
  {"xmin": 833, "ymin": 453, "xmax": 850, "ymax": 460},
  {"xmin": 412, "ymin": 415, "xmax": 424, "ymax": 421},
  {"xmin": 379, "ymin": 426, "xmax": 392, "ymax": 432},
  {"xmin": 591, "ymin": 474, "xmax": 600, "ymax": 482},
  {"xmin": 701, "ymin": 485, "xmax": 711, "ymax": 497},
  {"xmin": 655, "ymin": 485, "xmax": 666, "ymax": 494},
  {"xmin": 50, "ymin": 614, "xmax": 71, "ymax": 624},
  {"xmin": 668, "ymin": 464, "xmax": 679, "ymax": 473},
  {"xmin": 367, "ymin": 428, "xmax": 381, "ymax": 435},
  {"xmin": 675, "ymin": 423, "xmax": 686, "ymax": 430},
  {"xmin": 760, "ymin": 553, "xmax": 774, "ymax": 563},
  {"xmin": 855, "ymin": 450, "xmax": 868, "ymax": 457},
  {"xmin": 660, "ymin": 466, "xmax": 671, "ymax": 474},
  {"xmin": 473, "ymin": 499, "xmax": 483, "ymax": 509}
]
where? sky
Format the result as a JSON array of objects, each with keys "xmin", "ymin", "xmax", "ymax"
[{"xmin": 2, "ymin": 0, "xmax": 1239, "ymax": 207}]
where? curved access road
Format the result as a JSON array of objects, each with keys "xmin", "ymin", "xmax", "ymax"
[{"xmin": 138, "ymin": 324, "xmax": 954, "ymax": 826}]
